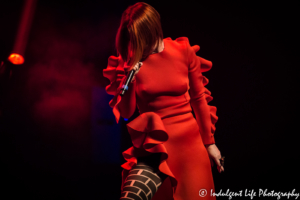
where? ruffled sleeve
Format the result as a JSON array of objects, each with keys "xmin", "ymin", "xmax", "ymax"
[
  {"xmin": 103, "ymin": 55, "xmax": 137, "ymax": 123},
  {"xmin": 179, "ymin": 37, "xmax": 218, "ymax": 145}
]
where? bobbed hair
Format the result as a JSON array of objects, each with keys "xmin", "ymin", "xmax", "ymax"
[{"xmin": 115, "ymin": 2, "xmax": 163, "ymax": 70}]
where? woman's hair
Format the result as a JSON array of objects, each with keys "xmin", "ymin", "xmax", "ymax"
[{"xmin": 116, "ymin": 2, "xmax": 163, "ymax": 69}]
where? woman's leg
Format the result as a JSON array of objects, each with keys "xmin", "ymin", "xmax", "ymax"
[{"xmin": 120, "ymin": 154, "xmax": 168, "ymax": 200}]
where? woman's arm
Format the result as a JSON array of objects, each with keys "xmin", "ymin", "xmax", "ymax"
[
  {"xmin": 186, "ymin": 42, "xmax": 216, "ymax": 145},
  {"xmin": 117, "ymin": 61, "xmax": 142, "ymax": 119},
  {"xmin": 103, "ymin": 55, "xmax": 138, "ymax": 122},
  {"xmin": 184, "ymin": 38, "xmax": 224, "ymax": 172},
  {"xmin": 116, "ymin": 80, "xmax": 136, "ymax": 119}
]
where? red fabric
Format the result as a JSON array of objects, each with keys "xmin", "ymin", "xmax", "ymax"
[{"xmin": 103, "ymin": 37, "xmax": 218, "ymax": 200}]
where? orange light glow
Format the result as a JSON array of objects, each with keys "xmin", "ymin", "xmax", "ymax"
[{"xmin": 8, "ymin": 53, "xmax": 24, "ymax": 65}]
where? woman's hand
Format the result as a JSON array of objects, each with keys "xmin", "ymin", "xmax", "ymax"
[
  {"xmin": 205, "ymin": 144, "xmax": 224, "ymax": 173},
  {"xmin": 124, "ymin": 61, "xmax": 142, "ymax": 82},
  {"xmin": 131, "ymin": 62, "xmax": 143, "ymax": 82}
]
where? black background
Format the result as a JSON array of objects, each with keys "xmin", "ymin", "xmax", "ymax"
[{"xmin": 1, "ymin": 0, "xmax": 299, "ymax": 199}]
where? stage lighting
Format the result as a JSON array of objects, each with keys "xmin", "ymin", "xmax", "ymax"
[
  {"xmin": 8, "ymin": 0, "xmax": 37, "ymax": 66},
  {"xmin": 8, "ymin": 53, "xmax": 24, "ymax": 65}
]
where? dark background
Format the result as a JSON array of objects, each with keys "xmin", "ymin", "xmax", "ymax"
[{"xmin": 1, "ymin": 0, "xmax": 298, "ymax": 199}]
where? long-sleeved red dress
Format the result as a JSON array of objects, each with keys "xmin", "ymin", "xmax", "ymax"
[{"xmin": 103, "ymin": 37, "xmax": 218, "ymax": 200}]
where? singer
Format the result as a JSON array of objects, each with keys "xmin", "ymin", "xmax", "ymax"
[{"xmin": 103, "ymin": 2, "xmax": 223, "ymax": 200}]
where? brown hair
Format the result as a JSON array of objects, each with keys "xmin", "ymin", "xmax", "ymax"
[{"xmin": 116, "ymin": 2, "xmax": 163, "ymax": 69}]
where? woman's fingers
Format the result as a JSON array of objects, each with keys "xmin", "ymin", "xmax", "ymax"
[
  {"xmin": 212, "ymin": 154, "xmax": 225, "ymax": 173},
  {"xmin": 131, "ymin": 62, "xmax": 143, "ymax": 82},
  {"xmin": 133, "ymin": 62, "xmax": 143, "ymax": 71},
  {"xmin": 206, "ymin": 144, "xmax": 224, "ymax": 173},
  {"xmin": 214, "ymin": 156, "xmax": 221, "ymax": 168},
  {"xmin": 215, "ymin": 157, "xmax": 224, "ymax": 173},
  {"xmin": 217, "ymin": 165, "xmax": 224, "ymax": 173}
]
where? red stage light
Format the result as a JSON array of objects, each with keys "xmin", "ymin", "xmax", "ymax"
[{"xmin": 8, "ymin": 53, "xmax": 24, "ymax": 65}]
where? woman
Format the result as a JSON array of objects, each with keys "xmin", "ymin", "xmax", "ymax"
[{"xmin": 103, "ymin": 2, "xmax": 224, "ymax": 200}]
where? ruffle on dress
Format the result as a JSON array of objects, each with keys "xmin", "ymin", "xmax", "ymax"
[
  {"xmin": 173, "ymin": 37, "xmax": 218, "ymax": 139},
  {"xmin": 103, "ymin": 56, "xmax": 177, "ymax": 190},
  {"xmin": 191, "ymin": 43, "xmax": 218, "ymax": 138},
  {"xmin": 103, "ymin": 55, "xmax": 126, "ymax": 123},
  {"xmin": 121, "ymin": 112, "xmax": 177, "ymax": 189}
]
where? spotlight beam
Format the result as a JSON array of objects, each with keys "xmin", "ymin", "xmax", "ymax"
[{"xmin": 8, "ymin": 0, "xmax": 37, "ymax": 65}]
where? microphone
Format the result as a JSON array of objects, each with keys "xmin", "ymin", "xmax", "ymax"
[
  {"xmin": 119, "ymin": 68, "xmax": 136, "ymax": 96},
  {"xmin": 120, "ymin": 62, "xmax": 142, "ymax": 96}
]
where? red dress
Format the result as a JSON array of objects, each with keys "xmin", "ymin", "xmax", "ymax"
[{"xmin": 103, "ymin": 37, "xmax": 218, "ymax": 200}]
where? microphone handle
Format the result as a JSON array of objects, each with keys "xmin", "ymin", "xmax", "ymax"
[{"xmin": 120, "ymin": 69, "xmax": 136, "ymax": 96}]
